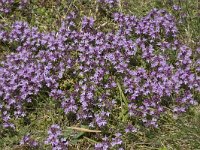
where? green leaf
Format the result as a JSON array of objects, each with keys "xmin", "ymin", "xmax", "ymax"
[
  {"xmin": 159, "ymin": 147, "xmax": 168, "ymax": 150},
  {"xmin": 73, "ymin": 131, "xmax": 85, "ymax": 139},
  {"xmin": 63, "ymin": 128, "xmax": 73, "ymax": 138}
]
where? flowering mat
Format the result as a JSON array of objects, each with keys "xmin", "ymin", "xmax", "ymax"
[{"xmin": 0, "ymin": 0, "xmax": 200, "ymax": 149}]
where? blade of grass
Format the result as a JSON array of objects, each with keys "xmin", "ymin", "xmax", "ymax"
[{"xmin": 67, "ymin": 127, "xmax": 101, "ymax": 133}]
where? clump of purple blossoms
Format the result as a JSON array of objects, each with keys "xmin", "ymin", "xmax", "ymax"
[
  {"xmin": 97, "ymin": 0, "xmax": 119, "ymax": 7},
  {"xmin": 0, "ymin": 0, "xmax": 14, "ymax": 13},
  {"xmin": 0, "ymin": 0, "xmax": 29, "ymax": 13},
  {"xmin": 95, "ymin": 133, "xmax": 124, "ymax": 150},
  {"xmin": 45, "ymin": 124, "xmax": 68, "ymax": 150},
  {"xmin": 95, "ymin": 136, "xmax": 110, "ymax": 150},
  {"xmin": 20, "ymin": 134, "xmax": 39, "ymax": 148},
  {"xmin": 0, "ymin": 8, "xmax": 199, "ymax": 148},
  {"xmin": 173, "ymin": 5, "xmax": 181, "ymax": 11}
]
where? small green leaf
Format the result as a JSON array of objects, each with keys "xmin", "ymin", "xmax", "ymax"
[
  {"xmin": 159, "ymin": 147, "xmax": 168, "ymax": 150},
  {"xmin": 63, "ymin": 128, "xmax": 73, "ymax": 138},
  {"xmin": 73, "ymin": 131, "xmax": 85, "ymax": 139}
]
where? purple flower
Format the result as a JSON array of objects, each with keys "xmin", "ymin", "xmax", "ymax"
[
  {"xmin": 125, "ymin": 124, "xmax": 137, "ymax": 133},
  {"xmin": 173, "ymin": 5, "xmax": 181, "ymax": 11},
  {"xmin": 111, "ymin": 133, "xmax": 123, "ymax": 147},
  {"xmin": 95, "ymin": 136, "xmax": 110, "ymax": 150},
  {"xmin": 45, "ymin": 124, "xmax": 68, "ymax": 150},
  {"xmin": 20, "ymin": 134, "xmax": 39, "ymax": 148}
]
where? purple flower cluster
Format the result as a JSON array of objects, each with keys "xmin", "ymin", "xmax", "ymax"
[
  {"xmin": 20, "ymin": 133, "xmax": 39, "ymax": 148},
  {"xmin": 173, "ymin": 5, "xmax": 181, "ymax": 11},
  {"xmin": 0, "ymin": 8, "xmax": 199, "ymax": 148},
  {"xmin": 0, "ymin": 0, "xmax": 14, "ymax": 13},
  {"xmin": 97, "ymin": 0, "xmax": 119, "ymax": 7},
  {"xmin": 95, "ymin": 133, "xmax": 124, "ymax": 150},
  {"xmin": 45, "ymin": 124, "xmax": 68, "ymax": 150},
  {"xmin": 95, "ymin": 136, "xmax": 110, "ymax": 150},
  {"xmin": 0, "ymin": 0, "xmax": 29, "ymax": 13},
  {"xmin": 114, "ymin": 9, "xmax": 177, "ymax": 39}
]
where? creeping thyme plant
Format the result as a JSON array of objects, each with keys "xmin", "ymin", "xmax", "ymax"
[{"xmin": 0, "ymin": 0, "xmax": 200, "ymax": 149}]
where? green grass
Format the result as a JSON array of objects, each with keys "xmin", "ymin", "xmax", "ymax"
[{"xmin": 128, "ymin": 106, "xmax": 200, "ymax": 150}]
